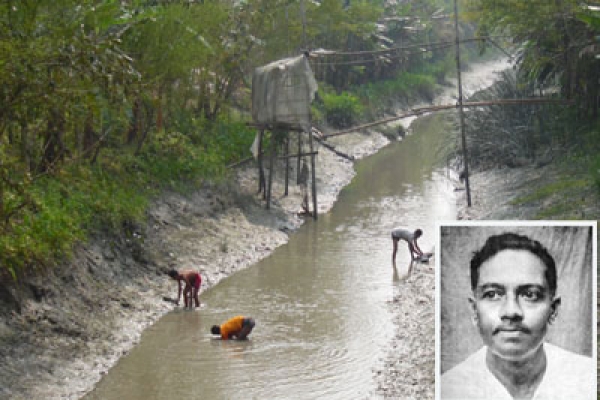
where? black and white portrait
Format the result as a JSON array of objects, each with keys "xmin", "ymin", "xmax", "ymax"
[{"xmin": 436, "ymin": 222, "xmax": 597, "ymax": 400}]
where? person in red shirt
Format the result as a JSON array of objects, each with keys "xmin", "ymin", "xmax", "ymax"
[
  {"xmin": 211, "ymin": 315, "xmax": 255, "ymax": 340},
  {"xmin": 167, "ymin": 269, "xmax": 201, "ymax": 308}
]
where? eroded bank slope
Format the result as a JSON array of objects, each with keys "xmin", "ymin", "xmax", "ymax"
[{"xmin": 0, "ymin": 120, "xmax": 388, "ymax": 400}]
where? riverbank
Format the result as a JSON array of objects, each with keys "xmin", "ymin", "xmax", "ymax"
[
  {"xmin": 0, "ymin": 132, "xmax": 389, "ymax": 400},
  {"xmin": 373, "ymin": 158, "xmax": 594, "ymax": 399},
  {"xmin": 375, "ymin": 121, "xmax": 600, "ymax": 400},
  {"xmin": 0, "ymin": 59, "xmax": 508, "ymax": 400}
]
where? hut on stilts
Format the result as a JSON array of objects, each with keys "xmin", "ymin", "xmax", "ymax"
[{"xmin": 251, "ymin": 54, "xmax": 319, "ymax": 219}]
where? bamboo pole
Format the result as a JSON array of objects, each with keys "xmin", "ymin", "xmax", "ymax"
[
  {"xmin": 257, "ymin": 130, "xmax": 265, "ymax": 196},
  {"xmin": 266, "ymin": 131, "xmax": 276, "ymax": 209},
  {"xmin": 454, "ymin": 0, "xmax": 472, "ymax": 207},
  {"xmin": 320, "ymin": 98, "xmax": 570, "ymax": 139},
  {"xmin": 308, "ymin": 129, "xmax": 317, "ymax": 220},
  {"xmin": 279, "ymin": 151, "xmax": 318, "ymax": 160},
  {"xmin": 284, "ymin": 135, "xmax": 289, "ymax": 196},
  {"xmin": 297, "ymin": 131, "xmax": 302, "ymax": 183}
]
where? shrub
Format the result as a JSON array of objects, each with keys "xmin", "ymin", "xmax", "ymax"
[{"xmin": 321, "ymin": 91, "xmax": 364, "ymax": 129}]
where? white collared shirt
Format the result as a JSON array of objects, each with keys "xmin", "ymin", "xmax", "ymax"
[{"xmin": 440, "ymin": 342, "xmax": 596, "ymax": 399}]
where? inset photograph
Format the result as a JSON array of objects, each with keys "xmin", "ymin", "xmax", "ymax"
[{"xmin": 436, "ymin": 222, "xmax": 597, "ymax": 400}]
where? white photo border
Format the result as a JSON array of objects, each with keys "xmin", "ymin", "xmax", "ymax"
[{"xmin": 434, "ymin": 220, "xmax": 597, "ymax": 400}]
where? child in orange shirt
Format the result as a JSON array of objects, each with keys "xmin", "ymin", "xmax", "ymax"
[{"xmin": 211, "ymin": 316, "xmax": 255, "ymax": 340}]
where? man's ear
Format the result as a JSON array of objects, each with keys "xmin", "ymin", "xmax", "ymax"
[
  {"xmin": 468, "ymin": 296, "xmax": 478, "ymax": 326},
  {"xmin": 549, "ymin": 296, "xmax": 561, "ymax": 324}
]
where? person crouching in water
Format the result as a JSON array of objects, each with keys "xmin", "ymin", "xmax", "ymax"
[
  {"xmin": 211, "ymin": 316, "xmax": 255, "ymax": 340},
  {"xmin": 167, "ymin": 269, "xmax": 201, "ymax": 308}
]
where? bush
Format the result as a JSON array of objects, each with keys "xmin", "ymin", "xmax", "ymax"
[
  {"xmin": 353, "ymin": 72, "xmax": 436, "ymax": 117},
  {"xmin": 322, "ymin": 91, "xmax": 364, "ymax": 129},
  {"xmin": 0, "ymin": 114, "xmax": 259, "ymax": 279}
]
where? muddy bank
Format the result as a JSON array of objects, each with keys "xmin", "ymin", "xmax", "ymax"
[
  {"xmin": 456, "ymin": 162, "xmax": 599, "ymax": 220},
  {"xmin": 0, "ymin": 124, "xmax": 389, "ymax": 399},
  {"xmin": 374, "ymin": 159, "xmax": 580, "ymax": 399}
]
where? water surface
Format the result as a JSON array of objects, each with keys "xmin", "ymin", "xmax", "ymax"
[{"xmin": 84, "ymin": 113, "xmax": 457, "ymax": 400}]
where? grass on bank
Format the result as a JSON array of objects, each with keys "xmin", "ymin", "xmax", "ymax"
[
  {"xmin": 483, "ymin": 120, "xmax": 600, "ymax": 220},
  {"xmin": 0, "ymin": 118, "xmax": 257, "ymax": 280},
  {"xmin": 508, "ymin": 149, "xmax": 600, "ymax": 220}
]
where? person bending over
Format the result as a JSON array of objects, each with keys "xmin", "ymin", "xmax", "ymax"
[
  {"xmin": 391, "ymin": 227, "xmax": 424, "ymax": 263},
  {"xmin": 211, "ymin": 316, "xmax": 255, "ymax": 340},
  {"xmin": 167, "ymin": 269, "xmax": 201, "ymax": 308}
]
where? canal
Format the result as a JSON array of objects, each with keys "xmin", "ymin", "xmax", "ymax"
[{"xmin": 84, "ymin": 109, "xmax": 457, "ymax": 400}]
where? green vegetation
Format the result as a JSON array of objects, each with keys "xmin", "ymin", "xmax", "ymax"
[
  {"xmin": 447, "ymin": 1, "xmax": 600, "ymax": 215},
  {"xmin": 509, "ymin": 175, "xmax": 592, "ymax": 220},
  {"xmin": 510, "ymin": 179, "xmax": 588, "ymax": 206},
  {"xmin": 465, "ymin": 0, "xmax": 599, "ymax": 117},
  {"xmin": 2, "ymin": 0, "xmax": 470, "ymax": 279},
  {"xmin": 355, "ymin": 71, "xmax": 437, "ymax": 117},
  {"xmin": 321, "ymin": 91, "xmax": 364, "ymax": 128},
  {"xmin": 0, "ymin": 117, "xmax": 256, "ymax": 279},
  {"xmin": 1, "ymin": 0, "xmax": 597, "ymax": 279}
]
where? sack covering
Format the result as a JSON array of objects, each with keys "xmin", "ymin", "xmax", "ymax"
[{"xmin": 252, "ymin": 55, "xmax": 318, "ymax": 132}]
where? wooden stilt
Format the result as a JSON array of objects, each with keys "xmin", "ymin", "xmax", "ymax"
[
  {"xmin": 308, "ymin": 129, "xmax": 317, "ymax": 220},
  {"xmin": 266, "ymin": 131, "xmax": 276, "ymax": 210},
  {"xmin": 284, "ymin": 135, "xmax": 289, "ymax": 196},
  {"xmin": 257, "ymin": 130, "xmax": 265, "ymax": 197},
  {"xmin": 296, "ymin": 131, "xmax": 302, "ymax": 184}
]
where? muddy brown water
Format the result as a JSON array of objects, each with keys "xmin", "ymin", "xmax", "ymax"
[{"xmin": 83, "ymin": 114, "xmax": 457, "ymax": 400}]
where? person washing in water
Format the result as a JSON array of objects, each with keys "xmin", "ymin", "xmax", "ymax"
[
  {"xmin": 167, "ymin": 269, "xmax": 202, "ymax": 308},
  {"xmin": 211, "ymin": 316, "xmax": 255, "ymax": 340},
  {"xmin": 391, "ymin": 227, "xmax": 425, "ymax": 264}
]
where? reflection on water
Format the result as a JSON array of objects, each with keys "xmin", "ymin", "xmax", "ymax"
[{"xmin": 84, "ymin": 113, "xmax": 456, "ymax": 400}]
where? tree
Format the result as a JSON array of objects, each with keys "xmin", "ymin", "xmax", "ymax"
[{"xmin": 465, "ymin": 0, "xmax": 600, "ymax": 117}]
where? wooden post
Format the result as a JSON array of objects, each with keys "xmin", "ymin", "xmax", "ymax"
[
  {"xmin": 308, "ymin": 130, "xmax": 318, "ymax": 220},
  {"xmin": 266, "ymin": 131, "xmax": 276, "ymax": 210},
  {"xmin": 257, "ymin": 129, "xmax": 266, "ymax": 197},
  {"xmin": 284, "ymin": 134, "xmax": 289, "ymax": 196},
  {"xmin": 296, "ymin": 131, "xmax": 302, "ymax": 183},
  {"xmin": 454, "ymin": 0, "xmax": 472, "ymax": 207}
]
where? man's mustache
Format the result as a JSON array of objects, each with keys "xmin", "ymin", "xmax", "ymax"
[{"xmin": 493, "ymin": 325, "xmax": 531, "ymax": 335}]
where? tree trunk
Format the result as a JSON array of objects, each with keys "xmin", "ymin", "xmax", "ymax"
[
  {"xmin": 127, "ymin": 97, "xmax": 142, "ymax": 145},
  {"xmin": 40, "ymin": 108, "xmax": 65, "ymax": 173},
  {"xmin": 19, "ymin": 118, "xmax": 31, "ymax": 173},
  {"xmin": 83, "ymin": 109, "xmax": 96, "ymax": 158},
  {"xmin": 156, "ymin": 85, "xmax": 163, "ymax": 131}
]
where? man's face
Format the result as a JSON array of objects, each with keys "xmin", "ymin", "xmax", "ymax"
[{"xmin": 469, "ymin": 249, "xmax": 560, "ymax": 361}]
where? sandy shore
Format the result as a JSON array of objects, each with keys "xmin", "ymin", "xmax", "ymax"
[{"xmin": 0, "ymin": 59, "xmax": 508, "ymax": 400}]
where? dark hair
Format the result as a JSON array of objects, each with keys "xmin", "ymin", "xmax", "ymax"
[
  {"xmin": 167, "ymin": 269, "xmax": 178, "ymax": 279},
  {"xmin": 470, "ymin": 232, "xmax": 557, "ymax": 295},
  {"xmin": 211, "ymin": 325, "xmax": 221, "ymax": 335},
  {"xmin": 414, "ymin": 229, "xmax": 423, "ymax": 238}
]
